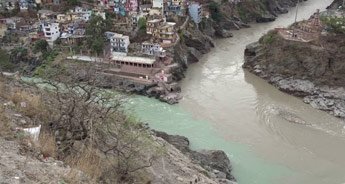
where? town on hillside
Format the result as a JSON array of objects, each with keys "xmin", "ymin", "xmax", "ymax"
[{"xmin": 0, "ymin": 0, "xmax": 228, "ymax": 103}]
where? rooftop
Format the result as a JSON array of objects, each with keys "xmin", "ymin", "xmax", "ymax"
[
  {"xmin": 148, "ymin": 19, "xmax": 162, "ymax": 23},
  {"xmin": 112, "ymin": 55, "xmax": 156, "ymax": 65}
]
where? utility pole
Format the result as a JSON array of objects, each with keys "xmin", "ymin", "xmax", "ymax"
[{"xmin": 292, "ymin": 0, "xmax": 299, "ymax": 38}]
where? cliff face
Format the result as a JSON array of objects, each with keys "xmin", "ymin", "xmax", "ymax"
[{"xmin": 243, "ymin": 30, "xmax": 345, "ymax": 118}]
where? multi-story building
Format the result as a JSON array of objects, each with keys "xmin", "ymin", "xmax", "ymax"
[
  {"xmin": 157, "ymin": 22, "xmax": 176, "ymax": 44},
  {"xmin": 152, "ymin": 0, "xmax": 163, "ymax": 8},
  {"xmin": 0, "ymin": 23, "xmax": 7, "ymax": 38},
  {"xmin": 141, "ymin": 42, "xmax": 166, "ymax": 57},
  {"xmin": 0, "ymin": 0, "xmax": 17, "ymax": 11},
  {"xmin": 40, "ymin": 0, "xmax": 60, "ymax": 5},
  {"xmin": 41, "ymin": 21, "xmax": 60, "ymax": 42},
  {"xmin": 125, "ymin": 0, "xmax": 138, "ymax": 12},
  {"xmin": 165, "ymin": 0, "xmax": 185, "ymax": 15},
  {"xmin": 146, "ymin": 19, "xmax": 163, "ymax": 34},
  {"xmin": 188, "ymin": 2, "xmax": 202, "ymax": 24},
  {"xmin": 106, "ymin": 32, "xmax": 130, "ymax": 55}
]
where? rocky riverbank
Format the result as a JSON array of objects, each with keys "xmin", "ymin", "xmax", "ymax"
[
  {"xmin": 243, "ymin": 27, "xmax": 345, "ymax": 119},
  {"xmin": 0, "ymin": 75, "xmax": 236, "ymax": 183},
  {"xmin": 154, "ymin": 130, "xmax": 236, "ymax": 183}
]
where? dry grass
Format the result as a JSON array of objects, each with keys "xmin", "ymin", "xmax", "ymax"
[
  {"xmin": 65, "ymin": 148, "xmax": 103, "ymax": 183},
  {"xmin": 38, "ymin": 131, "xmax": 57, "ymax": 158},
  {"xmin": 0, "ymin": 105, "xmax": 11, "ymax": 137},
  {"xmin": 0, "ymin": 79, "xmax": 7, "ymax": 99},
  {"xmin": 9, "ymin": 90, "xmax": 45, "ymax": 119}
]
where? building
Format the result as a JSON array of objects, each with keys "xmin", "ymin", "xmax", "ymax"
[
  {"xmin": 0, "ymin": 23, "xmax": 7, "ymax": 38},
  {"xmin": 146, "ymin": 19, "xmax": 163, "ymax": 34},
  {"xmin": 19, "ymin": 0, "xmax": 29, "ymax": 11},
  {"xmin": 125, "ymin": 0, "xmax": 138, "ymax": 13},
  {"xmin": 93, "ymin": 9, "xmax": 106, "ymax": 20},
  {"xmin": 41, "ymin": 21, "xmax": 60, "ymax": 42},
  {"xmin": 142, "ymin": 42, "xmax": 166, "ymax": 57},
  {"xmin": 152, "ymin": 0, "xmax": 163, "ymax": 8},
  {"xmin": 164, "ymin": 0, "xmax": 185, "ymax": 15},
  {"xmin": 41, "ymin": 0, "xmax": 60, "ymax": 5},
  {"xmin": 56, "ymin": 14, "xmax": 72, "ymax": 23},
  {"xmin": 37, "ymin": 10, "xmax": 56, "ymax": 20},
  {"xmin": 70, "ymin": 7, "xmax": 94, "ymax": 21},
  {"xmin": 0, "ymin": 0, "xmax": 17, "ymax": 11},
  {"xmin": 189, "ymin": 2, "xmax": 202, "ymax": 24},
  {"xmin": 0, "ymin": 18, "xmax": 17, "ymax": 30},
  {"xmin": 106, "ymin": 32, "xmax": 130, "ymax": 55},
  {"xmin": 157, "ymin": 22, "xmax": 176, "ymax": 44},
  {"xmin": 139, "ymin": 4, "xmax": 152, "ymax": 13}
]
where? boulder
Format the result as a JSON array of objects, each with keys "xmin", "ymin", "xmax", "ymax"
[{"xmin": 216, "ymin": 29, "xmax": 233, "ymax": 38}]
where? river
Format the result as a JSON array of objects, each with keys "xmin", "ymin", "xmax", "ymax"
[{"xmin": 129, "ymin": 0, "xmax": 345, "ymax": 183}]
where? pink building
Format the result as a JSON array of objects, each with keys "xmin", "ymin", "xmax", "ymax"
[{"xmin": 125, "ymin": 0, "xmax": 138, "ymax": 12}]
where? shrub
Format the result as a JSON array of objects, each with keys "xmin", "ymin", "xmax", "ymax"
[
  {"xmin": 9, "ymin": 90, "xmax": 45, "ymax": 119},
  {"xmin": 259, "ymin": 30, "xmax": 277, "ymax": 45},
  {"xmin": 321, "ymin": 15, "xmax": 345, "ymax": 34},
  {"xmin": 138, "ymin": 17, "xmax": 147, "ymax": 31},
  {"xmin": 33, "ymin": 39, "xmax": 49, "ymax": 54},
  {"xmin": 209, "ymin": 2, "xmax": 223, "ymax": 22},
  {"xmin": 0, "ymin": 49, "xmax": 15, "ymax": 71},
  {"xmin": 39, "ymin": 131, "xmax": 57, "ymax": 158}
]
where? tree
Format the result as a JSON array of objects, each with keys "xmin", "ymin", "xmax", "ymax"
[
  {"xmin": 321, "ymin": 16, "xmax": 345, "ymax": 34},
  {"xmin": 91, "ymin": 37, "xmax": 105, "ymax": 56},
  {"xmin": 209, "ymin": 2, "xmax": 222, "ymax": 22},
  {"xmin": 33, "ymin": 39, "xmax": 49, "ymax": 54},
  {"xmin": 37, "ymin": 65, "xmax": 163, "ymax": 182},
  {"xmin": 67, "ymin": 0, "xmax": 80, "ymax": 6},
  {"xmin": 138, "ymin": 17, "xmax": 147, "ymax": 31},
  {"xmin": 85, "ymin": 15, "xmax": 110, "ymax": 55}
]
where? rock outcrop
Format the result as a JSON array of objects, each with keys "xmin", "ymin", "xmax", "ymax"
[
  {"xmin": 154, "ymin": 130, "xmax": 237, "ymax": 183},
  {"xmin": 243, "ymin": 30, "xmax": 345, "ymax": 119}
]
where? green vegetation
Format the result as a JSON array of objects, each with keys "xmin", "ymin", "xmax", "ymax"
[
  {"xmin": 138, "ymin": 17, "xmax": 147, "ymax": 31},
  {"xmin": 34, "ymin": 50, "xmax": 59, "ymax": 77},
  {"xmin": 321, "ymin": 16, "xmax": 345, "ymax": 34},
  {"xmin": 0, "ymin": 49, "xmax": 15, "ymax": 71},
  {"xmin": 85, "ymin": 15, "xmax": 111, "ymax": 55},
  {"xmin": 66, "ymin": 0, "xmax": 80, "ymax": 6},
  {"xmin": 209, "ymin": 2, "xmax": 223, "ymax": 22},
  {"xmin": 259, "ymin": 30, "xmax": 277, "ymax": 45},
  {"xmin": 33, "ymin": 39, "xmax": 49, "ymax": 54}
]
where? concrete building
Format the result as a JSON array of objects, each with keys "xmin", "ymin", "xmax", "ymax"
[
  {"xmin": 41, "ymin": 0, "xmax": 60, "ymax": 5},
  {"xmin": 41, "ymin": 21, "xmax": 60, "ymax": 42},
  {"xmin": 106, "ymin": 32, "xmax": 130, "ymax": 55},
  {"xmin": 157, "ymin": 22, "xmax": 176, "ymax": 44},
  {"xmin": 165, "ymin": 0, "xmax": 185, "ymax": 15},
  {"xmin": 0, "ymin": 0, "xmax": 17, "ymax": 11},
  {"xmin": 19, "ymin": 0, "xmax": 29, "ymax": 11},
  {"xmin": 152, "ymin": 0, "xmax": 163, "ymax": 8},
  {"xmin": 146, "ymin": 19, "xmax": 163, "ymax": 34},
  {"xmin": 126, "ymin": 0, "xmax": 138, "ymax": 12},
  {"xmin": 188, "ymin": 2, "xmax": 202, "ymax": 24},
  {"xmin": 0, "ymin": 23, "xmax": 7, "ymax": 38},
  {"xmin": 37, "ymin": 10, "xmax": 55, "ymax": 20},
  {"xmin": 141, "ymin": 42, "xmax": 166, "ymax": 57}
]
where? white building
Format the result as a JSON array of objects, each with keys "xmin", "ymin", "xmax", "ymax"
[
  {"xmin": 106, "ymin": 32, "xmax": 130, "ymax": 55},
  {"xmin": 41, "ymin": 22, "xmax": 60, "ymax": 42},
  {"xmin": 142, "ymin": 42, "xmax": 166, "ymax": 57},
  {"xmin": 188, "ymin": 2, "xmax": 202, "ymax": 24},
  {"xmin": 152, "ymin": 0, "xmax": 163, "ymax": 8},
  {"xmin": 19, "ymin": 0, "xmax": 29, "ymax": 11}
]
